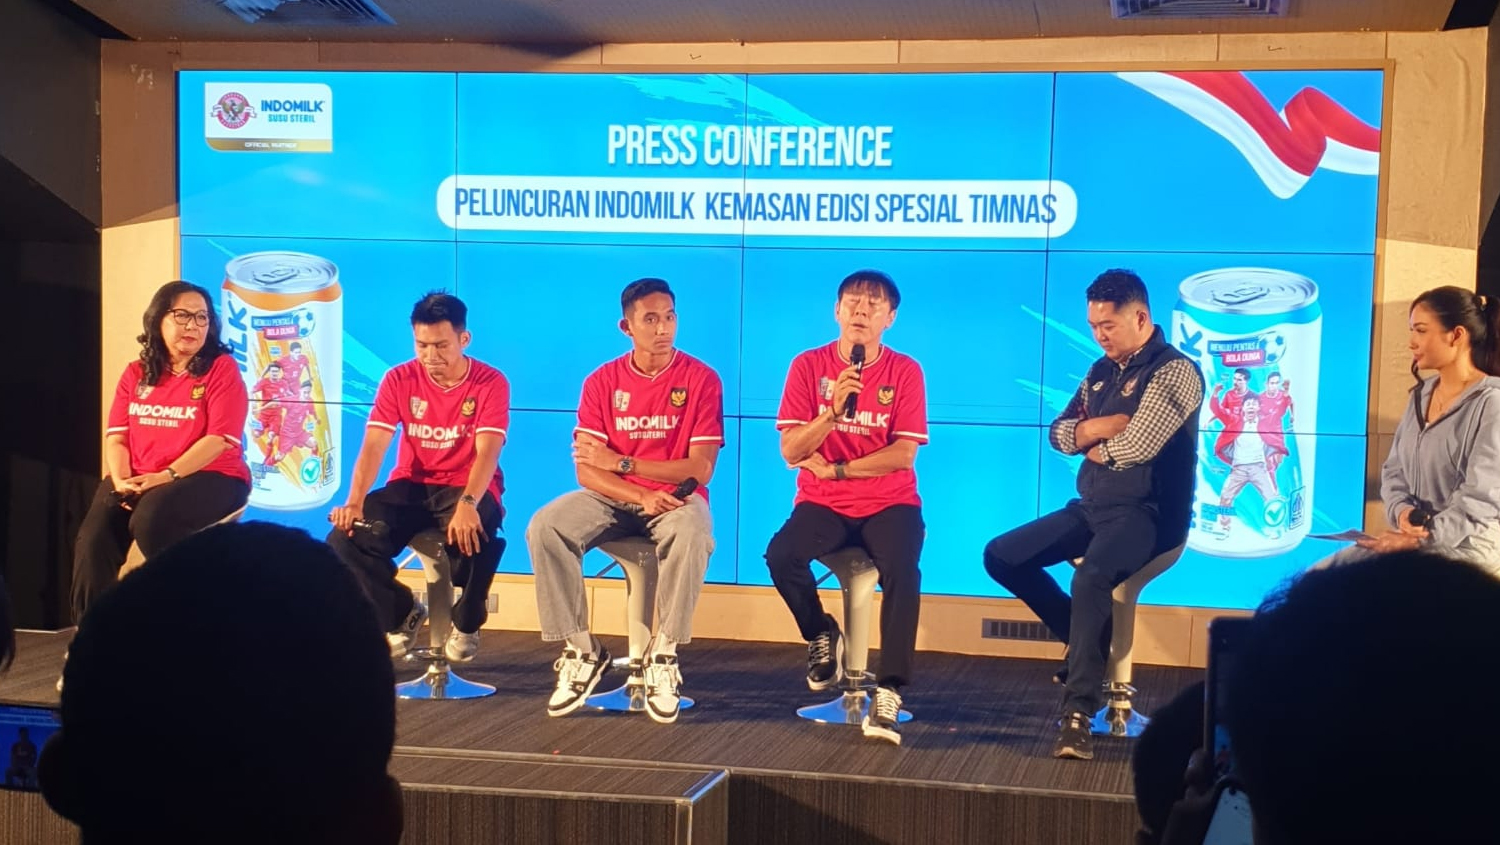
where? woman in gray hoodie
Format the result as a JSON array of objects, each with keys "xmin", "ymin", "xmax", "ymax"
[{"xmin": 1324, "ymin": 286, "xmax": 1500, "ymax": 573}]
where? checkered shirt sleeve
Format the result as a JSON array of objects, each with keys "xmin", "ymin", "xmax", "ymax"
[{"xmin": 1098, "ymin": 358, "xmax": 1204, "ymax": 470}]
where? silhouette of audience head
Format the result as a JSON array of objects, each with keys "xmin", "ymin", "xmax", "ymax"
[
  {"xmin": 40, "ymin": 522, "xmax": 402, "ymax": 844},
  {"xmin": 1224, "ymin": 550, "xmax": 1500, "ymax": 845},
  {"xmin": 1131, "ymin": 680, "xmax": 1205, "ymax": 845}
]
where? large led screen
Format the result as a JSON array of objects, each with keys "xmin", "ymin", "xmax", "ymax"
[{"xmin": 179, "ymin": 69, "xmax": 1383, "ymax": 609}]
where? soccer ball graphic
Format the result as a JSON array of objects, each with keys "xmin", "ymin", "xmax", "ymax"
[
  {"xmin": 294, "ymin": 309, "xmax": 316, "ymax": 338},
  {"xmin": 1261, "ymin": 332, "xmax": 1287, "ymax": 365}
]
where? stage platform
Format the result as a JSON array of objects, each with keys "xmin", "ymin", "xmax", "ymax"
[{"xmin": 2, "ymin": 629, "xmax": 1202, "ymax": 844}]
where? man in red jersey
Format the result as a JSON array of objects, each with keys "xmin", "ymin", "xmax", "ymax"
[
  {"xmin": 766, "ymin": 269, "xmax": 928, "ymax": 746},
  {"xmin": 327, "ymin": 292, "xmax": 509, "ymax": 665},
  {"xmin": 275, "ymin": 340, "xmax": 311, "ymax": 390},
  {"xmin": 1257, "ymin": 371, "xmax": 1295, "ymax": 475},
  {"xmin": 268, "ymin": 383, "xmax": 321, "ymax": 467},
  {"xmin": 528, "ymin": 279, "xmax": 723, "ymax": 725},
  {"xmin": 249, "ymin": 362, "xmax": 292, "ymax": 462}
]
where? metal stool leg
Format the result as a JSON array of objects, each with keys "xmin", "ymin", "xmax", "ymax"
[
  {"xmin": 396, "ymin": 540, "xmax": 495, "ymax": 701},
  {"xmin": 798, "ymin": 551, "xmax": 910, "ymax": 726},
  {"xmin": 590, "ymin": 539, "xmax": 694, "ymax": 713}
]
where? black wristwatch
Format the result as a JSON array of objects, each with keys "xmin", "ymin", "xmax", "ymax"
[
  {"xmin": 618, "ymin": 456, "xmax": 635, "ymax": 474},
  {"xmin": 459, "ymin": 493, "xmax": 478, "ymax": 507}
]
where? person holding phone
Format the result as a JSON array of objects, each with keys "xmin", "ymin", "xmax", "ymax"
[
  {"xmin": 326, "ymin": 292, "xmax": 510, "ymax": 665},
  {"xmin": 527, "ymin": 278, "xmax": 723, "ymax": 725},
  {"xmin": 1319, "ymin": 286, "xmax": 1500, "ymax": 572},
  {"xmin": 1149, "ymin": 551, "xmax": 1500, "ymax": 845},
  {"xmin": 764, "ymin": 269, "xmax": 929, "ymax": 746},
  {"xmin": 71, "ymin": 281, "xmax": 250, "ymax": 623}
]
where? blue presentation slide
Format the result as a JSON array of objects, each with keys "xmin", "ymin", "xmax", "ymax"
[{"xmin": 179, "ymin": 68, "xmax": 1383, "ymax": 609}]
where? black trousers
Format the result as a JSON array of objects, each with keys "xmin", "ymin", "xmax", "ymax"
[
  {"xmin": 72, "ymin": 473, "xmax": 250, "ymax": 623},
  {"xmin": 326, "ymin": 479, "xmax": 505, "ymax": 634},
  {"xmin": 983, "ymin": 499, "xmax": 1178, "ymax": 716},
  {"xmin": 765, "ymin": 502, "xmax": 924, "ymax": 688}
]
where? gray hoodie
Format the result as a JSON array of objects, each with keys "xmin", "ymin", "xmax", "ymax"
[{"xmin": 1381, "ymin": 374, "xmax": 1500, "ymax": 565}]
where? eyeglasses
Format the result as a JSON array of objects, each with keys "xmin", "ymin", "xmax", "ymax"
[{"xmin": 167, "ymin": 309, "xmax": 211, "ymax": 328}]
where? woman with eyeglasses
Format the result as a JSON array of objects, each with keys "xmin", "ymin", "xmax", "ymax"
[{"xmin": 71, "ymin": 281, "xmax": 251, "ymax": 622}]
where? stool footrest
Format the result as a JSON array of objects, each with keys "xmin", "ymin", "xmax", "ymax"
[
  {"xmin": 797, "ymin": 691, "xmax": 913, "ymax": 726},
  {"xmin": 396, "ymin": 663, "xmax": 497, "ymax": 701}
]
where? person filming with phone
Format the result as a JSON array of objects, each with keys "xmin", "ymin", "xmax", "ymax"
[{"xmin": 1146, "ymin": 550, "xmax": 1500, "ymax": 845}]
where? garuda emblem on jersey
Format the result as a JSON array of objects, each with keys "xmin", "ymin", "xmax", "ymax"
[
  {"xmin": 461, "ymin": 397, "xmax": 477, "ymax": 417},
  {"xmin": 669, "ymin": 387, "xmax": 688, "ymax": 408},
  {"xmin": 877, "ymin": 385, "xmax": 895, "ymax": 406}
]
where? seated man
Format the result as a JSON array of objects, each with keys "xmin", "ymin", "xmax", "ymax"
[
  {"xmin": 765, "ymin": 269, "xmax": 928, "ymax": 746},
  {"xmin": 328, "ymin": 292, "xmax": 510, "ymax": 663},
  {"xmin": 983, "ymin": 269, "xmax": 1203, "ymax": 760},
  {"xmin": 39, "ymin": 522, "xmax": 402, "ymax": 845},
  {"xmin": 528, "ymin": 278, "xmax": 722, "ymax": 725}
]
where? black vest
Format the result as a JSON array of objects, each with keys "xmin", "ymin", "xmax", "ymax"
[{"xmin": 1076, "ymin": 326, "xmax": 1200, "ymax": 537}]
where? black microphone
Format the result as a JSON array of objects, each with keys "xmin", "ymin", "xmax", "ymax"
[
  {"xmin": 672, "ymin": 478, "xmax": 700, "ymax": 500},
  {"xmin": 351, "ymin": 518, "xmax": 390, "ymax": 540},
  {"xmin": 843, "ymin": 344, "xmax": 866, "ymax": 419},
  {"xmin": 1409, "ymin": 508, "xmax": 1431, "ymax": 528}
]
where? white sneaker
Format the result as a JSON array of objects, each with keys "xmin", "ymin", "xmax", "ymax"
[
  {"xmin": 862, "ymin": 685, "xmax": 904, "ymax": 746},
  {"xmin": 445, "ymin": 629, "xmax": 480, "ymax": 663},
  {"xmin": 643, "ymin": 654, "xmax": 683, "ymax": 724},
  {"xmin": 386, "ymin": 601, "xmax": 428, "ymax": 658},
  {"xmin": 547, "ymin": 642, "xmax": 611, "ymax": 717}
]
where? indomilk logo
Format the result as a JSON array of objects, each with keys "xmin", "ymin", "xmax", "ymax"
[
  {"xmin": 616, "ymin": 414, "xmax": 679, "ymax": 431},
  {"xmin": 818, "ymin": 404, "xmax": 890, "ymax": 429},
  {"xmin": 130, "ymin": 403, "xmax": 197, "ymax": 420},
  {"xmin": 260, "ymin": 99, "xmax": 326, "ymax": 113},
  {"xmin": 409, "ymin": 424, "xmax": 463, "ymax": 442}
]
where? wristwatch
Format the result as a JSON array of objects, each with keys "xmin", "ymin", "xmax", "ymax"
[
  {"xmin": 459, "ymin": 494, "xmax": 478, "ymax": 507},
  {"xmin": 165, "ymin": 467, "xmax": 180, "ymax": 481},
  {"xmin": 618, "ymin": 456, "xmax": 635, "ymax": 474},
  {"xmin": 833, "ymin": 462, "xmax": 848, "ymax": 480}
]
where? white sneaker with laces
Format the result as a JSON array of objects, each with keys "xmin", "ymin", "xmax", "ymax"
[
  {"xmin": 643, "ymin": 654, "xmax": 683, "ymax": 724},
  {"xmin": 386, "ymin": 601, "xmax": 428, "ymax": 658},
  {"xmin": 445, "ymin": 628, "xmax": 480, "ymax": 663},
  {"xmin": 547, "ymin": 642, "xmax": 610, "ymax": 717}
]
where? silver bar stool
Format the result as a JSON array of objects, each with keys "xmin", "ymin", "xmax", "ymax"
[
  {"xmin": 1069, "ymin": 543, "xmax": 1184, "ymax": 736},
  {"xmin": 394, "ymin": 528, "xmax": 496, "ymax": 701},
  {"xmin": 797, "ymin": 547, "xmax": 912, "ymax": 726},
  {"xmin": 586, "ymin": 536, "xmax": 695, "ymax": 713}
]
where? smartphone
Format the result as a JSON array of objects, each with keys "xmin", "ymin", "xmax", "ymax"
[
  {"xmin": 1201, "ymin": 780, "xmax": 1254, "ymax": 845},
  {"xmin": 0, "ymin": 701, "xmax": 60, "ymax": 793},
  {"xmin": 1205, "ymin": 617, "xmax": 1252, "ymax": 783}
]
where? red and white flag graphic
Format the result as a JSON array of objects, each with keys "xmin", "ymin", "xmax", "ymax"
[{"xmin": 1117, "ymin": 71, "xmax": 1381, "ymax": 199}]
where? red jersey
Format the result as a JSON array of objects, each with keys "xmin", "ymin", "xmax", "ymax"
[
  {"xmin": 575, "ymin": 350, "xmax": 724, "ymax": 501},
  {"xmin": 1258, "ymin": 390, "xmax": 1294, "ymax": 428},
  {"xmin": 368, "ymin": 358, "xmax": 509, "ymax": 503},
  {"xmin": 251, "ymin": 376, "xmax": 294, "ymax": 404},
  {"xmin": 1209, "ymin": 389, "xmax": 1287, "ymax": 465},
  {"xmin": 106, "ymin": 355, "xmax": 250, "ymax": 484},
  {"xmin": 776, "ymin": 342, "xmax": 928, "ymax": 518},
  {"xmin": 276, "ymin": 353, "xmax": 311, "ymax": 387},
  {"xmin": 279, "ymin": 402, "xmax": 318, "ymax": 446}
]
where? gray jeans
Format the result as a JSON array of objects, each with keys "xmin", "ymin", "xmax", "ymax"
[{"xmin": 527, "ymin": 489, "xmax": 715, "ymax": 644}]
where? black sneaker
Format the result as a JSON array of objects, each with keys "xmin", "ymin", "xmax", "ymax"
[
  {"xmin": 806, "ymin": 616, "xmax": 844, "ymax": 691},
  {"xmin": 862, "ymin": 685, "xmax": 903, "ymax": 746},
  {"xmin": 547, "ymin": 641, "xmax": 611, "ymax": 717},
  {"xmin": 1053, "ymin": 710, "xmax": 1094, "ymax": 760}
]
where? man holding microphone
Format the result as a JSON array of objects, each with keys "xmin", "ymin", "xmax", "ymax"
[{"xmin": 765, "ymin": 269, "xmax": 929, "ymax": 746}]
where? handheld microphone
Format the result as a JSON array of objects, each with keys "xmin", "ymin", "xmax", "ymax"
[
  {"xmin": 351, "ymin": 517, "xmax": 391, "ymax": 540},
  {"xmin": 843, "ymin": 344, "xmax": 866, "ymax": 419},
  {"xmin": 1408, "ymin": 508, "xmax": 1431, "ymax": 528},
  {"xmin": 672, "ymin": 478, "xmax": 700, "ymax": 500}
]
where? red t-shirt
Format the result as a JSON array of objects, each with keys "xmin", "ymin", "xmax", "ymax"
[
  {"xmin": 368, "ymin": 358, "xmax": 509, "ymax": 503},
  {"xmin": 1258, "ymin": 390, "xmax": 1294, "ymax": 429},
  {"xmin": 574, "ymin": 350, "xmax": 725, "ymax": 501},
  {"xmin": 275, "ymin": 353, "xmax": 311, "ymax": 388},
  {"xmin": 776, "ymin": 342, "xmax": 928, "ymax": 518},
  {"xmin": 279, "ymin": 403, "xmax": 318, "ymax": 444},
  {"xmin": 106, "ymin": 355, "xmax": 250, "ymax": 483}
]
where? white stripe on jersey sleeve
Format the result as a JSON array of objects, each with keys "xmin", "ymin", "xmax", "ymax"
[
  {"xmin": 366, "ymin": 420, "xmax": 398, "ymax": 432},
  {"xmin": 688, "ymin": 435, "xmax": 724, "ymax": 443},
  {"xmin": 892, "ymin": 430, "xmax": 929, "ymax": 442},
  {"xmin": 106, "ymin": 426, "xmax": 128, "ymax": 435},
  {"xmin": 775, "ymin": 419, "xmax": 808, "ymax": 427},
  {"xmin": 574, "ymin": 426, "xmax": 609, "ymax": 441},
  {"xmin": 476, "ymin": 427, "xmax": 508, "ymax": 440}
]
